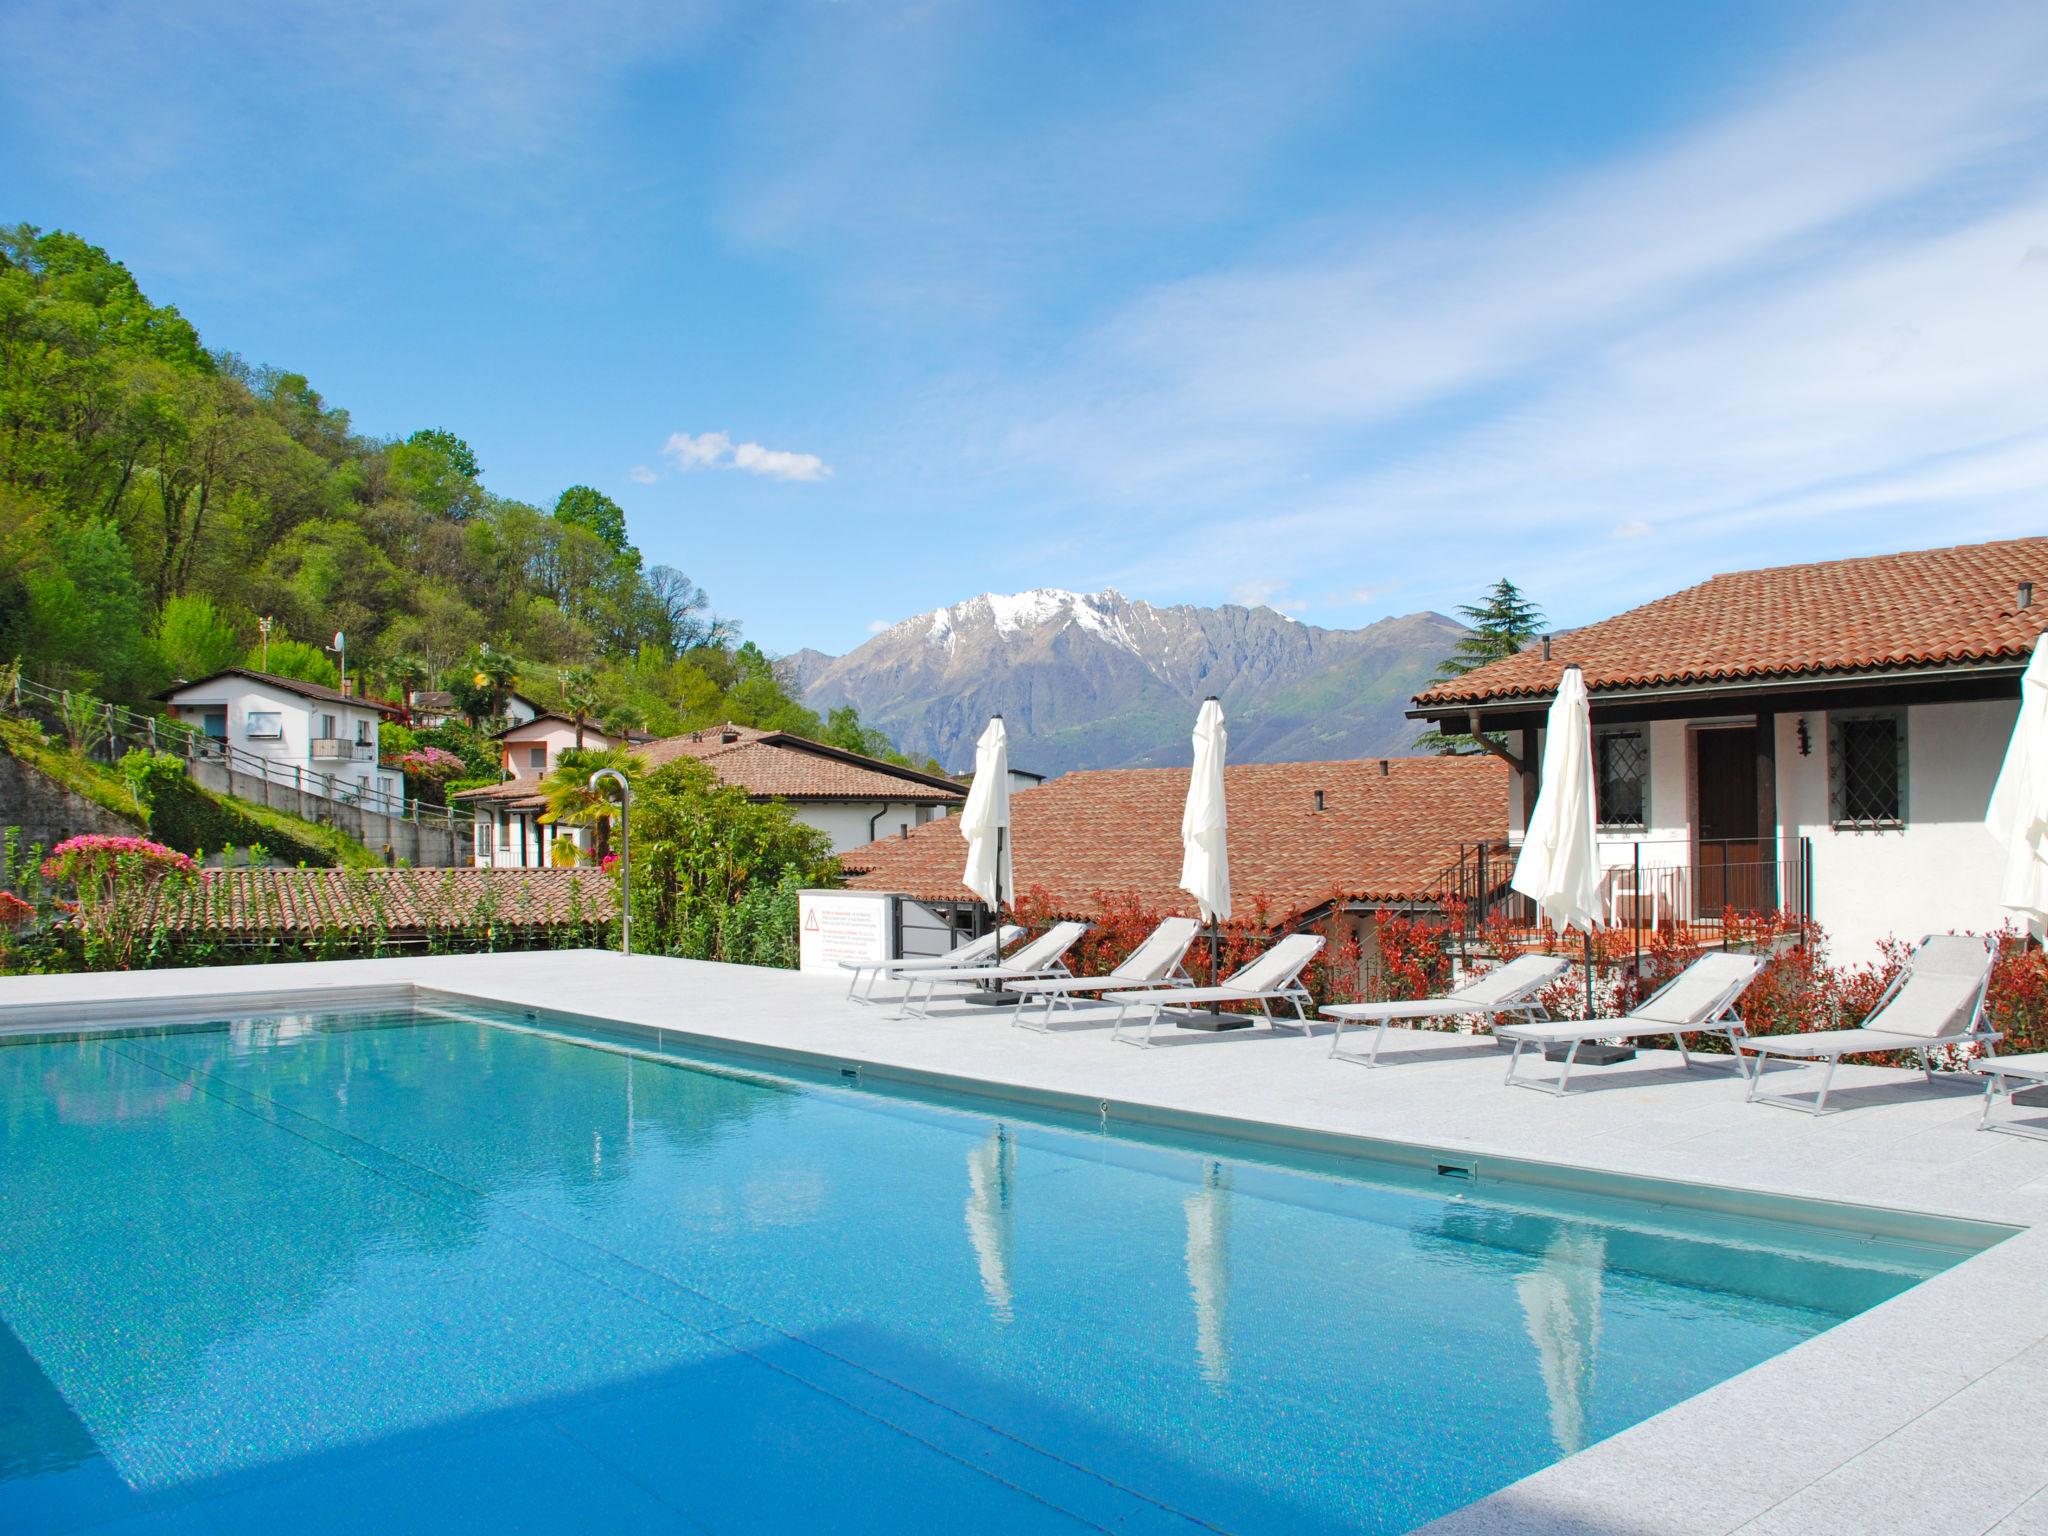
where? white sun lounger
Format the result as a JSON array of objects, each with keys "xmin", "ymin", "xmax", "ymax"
[
  {"xmin": 1742, "ymin": 934, "xmax": 1998, "ymax": 1114},
  {"xmin": 1322, "ymin": 953, "xmax": 1570, "ymax": 1067},
  {"xmin": 1974, "ymin": 1052, "xmax": 2048, "ymax": 1139},
  {"xmin": 1495, "ymin": 950, "xmax": 1765, "ymax": 1096},
  {"xmin": 895, "ymin": 921, "xmax": 1091, "ymax": 1018},
  {"xmin": 1101, "ymin": 933, "xmax": 1327, "ymax": 1048},
  {"xmin": 839, "ymin": 925, "xmax": 1024, "ymax": 1001},
  {"xmin": 1003, "ymin": 917, "xmax": 1203, "ymax": 1032}
]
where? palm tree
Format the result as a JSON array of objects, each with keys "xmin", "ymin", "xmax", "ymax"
[
  {"xmin": 537, "ymin": 744, "xmax": 639, "ymax": 861},
  {"xmin": 561, "ymin": 664, "xmax": 600, "ymax": 749}
]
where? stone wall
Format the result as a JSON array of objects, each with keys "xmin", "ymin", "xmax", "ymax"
[
  {"xmin": 0, "ymin": 751, "xmax": 144, "ymax": 853},
  {"xmin": 185, "ymin": 758, "xmax": 470, "ymax": 868}
]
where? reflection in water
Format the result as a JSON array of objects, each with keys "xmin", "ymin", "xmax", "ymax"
[
  {"xmin": 1184, "ymin": 1162, "xmax": 1232, "ymax": 1389},
  {"xmin": 964, "ymin": 1124, "xmax": 1017, "ymax": 1322},
  {"xmin": 1516, "ymin": 1230, "xmax": 1606, "ymax": 1456}
]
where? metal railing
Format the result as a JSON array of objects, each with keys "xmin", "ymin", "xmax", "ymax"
[
  {"xmin": 310, "ymin": 739, "xmax": 377, "ymax": 762},
  {"xmin": 1, "ymin": 668, "xmax": 476, "ymax": 837},
  {"xmin": 1427, "ymin": 833, "xmax": 1814, "ymax": 966}
]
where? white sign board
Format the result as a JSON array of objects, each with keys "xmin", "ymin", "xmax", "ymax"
[{"xmin": 798, "ymin": 889, "xmax": 895, "ymax": 974}]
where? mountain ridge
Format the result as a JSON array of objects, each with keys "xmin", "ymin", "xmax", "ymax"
[{"xmin": 786, "ymin": 589, "xmax": 1463, "ymax": 777}]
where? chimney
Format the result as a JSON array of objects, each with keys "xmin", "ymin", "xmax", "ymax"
[
  {"xmin": 1379, "ymin": 759, "xmax": 1390, "ymax": 776},
  {"xmin": 721, "ymin": 728, "xmax": 740, "ymax": 744},
  {"xmin": 1313, "ymin": 790, "xmax": 1325, "ymax": 812},
  {"xmin": 2022, "ymin": 581, "xmax": 2036, "ymax": 611},
  {"xmin": 1541, "ymin": 635, "xmax": 1553, "ymax": 660}
]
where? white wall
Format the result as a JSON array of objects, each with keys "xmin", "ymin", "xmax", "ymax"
[
  {"xmin": 167, "ymin": 678, "xmax": 387, "ymax": 804},
  {"xmin": 1518, "ymin": 699, "xmax": 2017, "ymax": 960},
  {"xmin": 1788, "ymin": 698, "xmax": 2015, "ymax": 960},
  {"xmin": 797, "ymin": 801, "xmax": 943, "ymax": 855},
  {"xmin": 470, "ymin": 806, "xmax": 595, "ymax": 868}
]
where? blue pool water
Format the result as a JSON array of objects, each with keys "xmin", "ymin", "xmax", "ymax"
[{"xmin": 0, "ymin": 1004, "xmax": 1992, "ymax": 1535}]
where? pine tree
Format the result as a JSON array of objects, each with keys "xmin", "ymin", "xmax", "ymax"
[{"xmin": 1417, "ymin": 579, "xmax": 1546, "ymax": 754}]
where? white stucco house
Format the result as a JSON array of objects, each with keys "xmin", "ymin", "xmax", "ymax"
[
  {"xmin": 454, "ymin": 721, "xmax": 966, "ymax": 869},
  {"xmin": 1408, "ymin": 537, "xmax": 2047, "ymax": 961},
  {"xmin": 159, "ymin": 669, "xmax": 403, "ymax": 810}
]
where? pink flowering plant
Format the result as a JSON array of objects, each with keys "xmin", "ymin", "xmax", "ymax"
[
  {"xmin": 37, "ymin": 834, "xmax": 198, "ymax": 970},
  {"xmin": 389, "ymin": 746, "xmax": 466, "ymax": 783}
]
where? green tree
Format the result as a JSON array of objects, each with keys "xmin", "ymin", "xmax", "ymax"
[
  {"xmin": 1419, "ymin": 578, "xmax": 1546, "ymax": 754},
  {"xmin": 560, "ymin": 664, "xmax": 601, "ymax": 748},
  {"xmin": 552, "ymin": 485, "xmax": 630, "ymax": 557},
  {"xmin": 629, "ymin": 756, "xmax": 835, "ymax": 964},
  {"xmin": 537, "ymin": 744, "xmax": 640, "ymax": 860},
  {"xmin": 255, "ymin": 637, "xmax": 341, "ymax": 687},
  {"xmin": 155, "ymin": 594, "xmax": 242, "ymax": 679}
]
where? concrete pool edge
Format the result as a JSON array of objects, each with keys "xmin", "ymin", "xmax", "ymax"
[{"xmin": 5, "ymin": 950, "xmax": 2047, "ymax": 1533}]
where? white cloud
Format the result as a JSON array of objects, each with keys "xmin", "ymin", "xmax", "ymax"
[
  {"xmin": 730, "ymin": 441, "xmax": 833, "ymax": 482},
  {"xmin": 660, "ymin": 430, "xmax": 832, "ymax": 482},
  {"xmin": 663, "ymin": 431, "xmax": 734, "ymax": 469},
  {"xmin": 1229, "ymin": 578, "xmax": 1310, "ymax": 615},
  {"xmin": 1331, "ymin": 582, "xmax": 1396, "ymax": 605},
  {"xmin": 626, "ymin": 464, "xmax": 658, "ymax": 485},
  {"xmin": 865, "ymin": 618, "xmax": 893, "ymax": 634},
  {"xmin": 1003, "ymin": 0, "xmax": 2048, "ymax": 620}
]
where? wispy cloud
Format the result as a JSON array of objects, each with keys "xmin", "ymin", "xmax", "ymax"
[
  {"xmin": 660, "ymin": 431, "xmax": 832, "ymax": 483},
  {"xmin": 626, "ymin": 464, "xmax": 659, "ymax": 485},
  {"xmin": 998, "ymin": 0, "xmax": 2048, "ymax": 620},
  {"xmin": 865, "ymin": 619, "xmax": 893, "ymax": 634}
]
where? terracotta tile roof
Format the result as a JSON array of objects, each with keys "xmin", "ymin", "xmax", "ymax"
[
  {"xmin": 1415, "ymin": 536, "xmax": 2048, "ymax": 710},
  {"xmin": 452, "ymin": 725, "xmax": 966, "ymax": 808},
  {"xmin": 156, "ymin": 868, "xmax": 615, "ymax": 936},
  {"xmin": 839, "ymin": 755, "xmax": 1505, "ymax": 921},
  {"xmin": 637, "ymin": 725, "xmax": 965, "ymax": 804},
  {"xmin": 159, "ymin": 668, "xmax": 402, "ymax": 715},
  {"xmin": 449, "ymin": 776, "xmax": 548, "ymax": 810}
]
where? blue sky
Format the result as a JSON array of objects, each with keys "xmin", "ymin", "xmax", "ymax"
[{"xmin": 5, "ymin": 0, "xmax": 2046, "ymax": 655}]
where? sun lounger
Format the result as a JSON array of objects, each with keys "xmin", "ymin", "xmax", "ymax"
[
  {"xmin": 1322, "ymin": 953, "xmax": 1570, "ymax": 1067},
  {"xmin": 895, "ymin": 921, "xmax": 1091, "ymax": 1018},
  {"xmin": 1741, "ymin": 934, "xmax": 1998, "ymax": 1114},
  {"xmin": 1101, "ymin": 933, "xmax": 1327, "ymax": 1048},
  {"xmin": 839, "ymin": 925, "xmax": 1023, "ymax": 1001},
  {"xmin": 1974, "ymin": 1052, "xmax": 2048, "ymax": 1140},
  {"xmin": 1003, "ymin": 917, "xmax": 1203, "ymax": 1032},
  {"xmin": 1495, "ymin": 951, "xmax": 1765, "ymax": 1096}
]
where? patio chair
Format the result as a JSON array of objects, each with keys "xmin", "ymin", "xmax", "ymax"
[
  {"xmin": 895, "ymin": 921, "xmax": 1091, "ymax": 1019},
  {"xmin": 1973, "ymin": 1052, "xmax": 2048, "ymax": 1140},
  {"xmin": 1101, "ymin": 933, "xmax": 1327, "ymax": 1048},
  {"xmin": 1004, "ymin": 916, "xmax": 1203, "ymax": 1032},
  {"xmin": 840, "ymin": 925, "xmax": 1022, "ymax": 1002},
  {"xmin": 1322, "ymin": 953, "xmax": 1569, "ymax": 1067},
  {"xmin": 1495, "ymin": 951, "xmax": 1766, "ymax": 1096},
  {"xmin": 1740, "ymin": 934, "xmax": 1998, "ymax": 1114}
]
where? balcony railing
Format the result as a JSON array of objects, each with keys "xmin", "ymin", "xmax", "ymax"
[
  {"xmin": 1428, "ymin": 835, "xmax": 1814, "ymax": 961},
  {"xmin": 310, "ymin": 739, "xmax": 376, "ymax": 762}
]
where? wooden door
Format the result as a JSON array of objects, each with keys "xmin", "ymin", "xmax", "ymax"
[{"xmin": 1694, "ymin": 728, "xmax": 1765, "ymax": 915}]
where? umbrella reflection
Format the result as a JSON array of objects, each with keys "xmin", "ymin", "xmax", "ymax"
[
  {"xmin": 1516, "ymin": 1228, "xmax": 1606, "ymax": 1455},
  {"xmin": 1185, "ymin": 1161, "xmax": 1232, "ymax": 1388},
  {"xmin": 965, "ymin": 1124, "xmax": 1016, "ymax": 1322}
]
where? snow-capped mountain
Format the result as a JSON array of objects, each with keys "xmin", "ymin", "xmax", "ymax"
[{"xmin": 787, "ymin": 589, "xmax": 1465, "ymax": 777}]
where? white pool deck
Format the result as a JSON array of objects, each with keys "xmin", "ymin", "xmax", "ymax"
[{"xmin": 6, "ymin": 948, "xmax": 2048, "ymax": 1536}]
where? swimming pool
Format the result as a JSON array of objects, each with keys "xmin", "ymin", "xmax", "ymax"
[{"xmin": 0, "ymin": 1000, "xmax": 2002, "ymax": 1535}]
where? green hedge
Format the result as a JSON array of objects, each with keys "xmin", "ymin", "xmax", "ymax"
[{"xmin": 118, "ymin": 752, "xmax": 362, "ymax": 867}]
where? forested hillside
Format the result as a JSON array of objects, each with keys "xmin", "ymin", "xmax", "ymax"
[{"xmin": 0, "ymin": 224, "xmax": 912, "ymax": 760}]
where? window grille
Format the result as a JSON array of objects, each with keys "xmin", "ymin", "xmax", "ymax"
[
  {"xmin": 1595, "ymin": 729, "xmax": 1649, "ymax": 829},
  {"xmin": 1830, "ymin": 711, "xmax": 1906, "ymax": 828}
]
